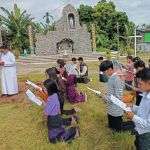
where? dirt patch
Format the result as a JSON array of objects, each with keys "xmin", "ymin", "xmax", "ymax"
[
  {"xmin": 0, "ymin": 82, "xmax": 27, "ymax": 104},
  {"xmin": 0, "ymin": 81, "xmax": 44, "ymax": 105}
]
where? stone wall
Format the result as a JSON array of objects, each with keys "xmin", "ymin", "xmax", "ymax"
[{"xmin": 35, "ymin": 4, "xmax": 92, "ymax": 55}]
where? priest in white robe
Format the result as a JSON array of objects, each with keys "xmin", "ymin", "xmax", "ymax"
[{"xmin": 0, "ymin": 46, "xmax": 18, "ymax": 96}]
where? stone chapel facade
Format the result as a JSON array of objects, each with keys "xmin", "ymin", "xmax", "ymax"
[{"xmin": 35, "ymin": 4, "xmax": 92, "ymax": 55}]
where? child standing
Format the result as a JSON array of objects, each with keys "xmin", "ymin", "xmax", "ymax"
[
  {"xmin": 126, "ymin": 68, "xmax": 150, "ymax": 150},
  {"xmin": 43, "ymin": 79, "xmax": 79, "ymax": 143}
]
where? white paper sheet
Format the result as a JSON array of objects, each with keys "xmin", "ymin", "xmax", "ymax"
[
  {"xmin": 87, "ymin": 87, "xmax": 101, "ymax": 95},
  {"xmin": 26, "ymin": 80, "xmax": 42, "ymax": 91},
  {"xmin": 26, "ymin": 89, "xmax": 43, "ymax": 106},
  {"xmin": 110, "ymin": 95, "xmax": 132, "ymax": 112}
]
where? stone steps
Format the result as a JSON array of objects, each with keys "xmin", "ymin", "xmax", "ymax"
[{"xmin": 16, "ymin": 52, "xmax": 120, "ymax": 65}]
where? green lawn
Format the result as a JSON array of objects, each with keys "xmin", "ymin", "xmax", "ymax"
[{"xmin": 0, "ymin": 60, "xmax": 136, "ymax": 150}]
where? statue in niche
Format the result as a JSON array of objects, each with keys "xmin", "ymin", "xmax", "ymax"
[{"xmin": 68, "ymin": 13, "xmax": 75, "ymax": 29}]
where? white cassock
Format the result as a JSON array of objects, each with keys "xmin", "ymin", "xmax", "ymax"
[{"xmin": 0, "ymin": 51, "xmax": 18, "ymax": 95}]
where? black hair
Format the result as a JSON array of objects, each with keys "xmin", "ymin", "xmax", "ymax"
[
  {"xmin": 100, "ymin": 60, "xmax": 113, "ymax": 72},
  {"xmin": 98, "ymin": 56, "xmax": 103, "ymax": 61},
  {"xmin": 45, "ymin": 67, "xmax": 59, "ymax": 81},
  {"xmin": 57, "ymin": 59, "xmax": 66, "ymax": 68},
  {"xmin": 43, "ymin": 79, "xmax": 59, "ymax": 96},
  {"xmin": 133, "ymin": 57, "xmax": 141, "ymax": 63},
  {"xmin": 78, "ymin": 57, "xmax": 83, "ymax": 61},
  {"xmin": 136, "ymin": 68, "xmax": 150, "ymax": 81},
  {"xmin": 0, "ymin": 43, "xmax": 8, "ymax": 49},
  {"xmin": 134, "ymin": 60, "xmax": 145, "ymax": 69},
  {"xmin": 71, "ymin": 57, "xmax": 77, "ymax": 61},
  {"xmin": 127, "ymin": 55, "xmax": 133, "ymax": 61}
]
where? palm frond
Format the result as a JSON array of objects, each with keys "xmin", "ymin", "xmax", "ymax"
[{"xmin": 0, "ymin": 7, "xmax": 11, "ymax": 16}]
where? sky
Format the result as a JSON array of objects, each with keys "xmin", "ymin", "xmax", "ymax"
[{"xmin": 0, "ymin": 0, "xmax": 150, "ymax": 25}]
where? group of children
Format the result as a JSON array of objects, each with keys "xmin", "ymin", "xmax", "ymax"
[
  {"xmin": 99, "ymin": 56, "xmax": 150, "ymax": 150},
  {"xmin": 30, "ymin": 54, "xmax": 150, "ymax": 149},
  {"xmin": 40, "ymin": 57, "xmax": 89, "ymax": 143}
]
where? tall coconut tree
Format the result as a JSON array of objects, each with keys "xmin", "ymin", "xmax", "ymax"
[{"xmin": 0, "ymin": 4, "xmax": 33, "ymax": 57}]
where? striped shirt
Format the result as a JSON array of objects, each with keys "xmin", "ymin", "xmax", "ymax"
[{"xmin": 105, "ymin": 73, "xmax": 125, "ymax": 117}]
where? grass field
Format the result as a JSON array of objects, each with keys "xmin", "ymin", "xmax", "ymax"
[{"xmin": 0, "ymin": 59, "xmax": 140, "ymax": 150}]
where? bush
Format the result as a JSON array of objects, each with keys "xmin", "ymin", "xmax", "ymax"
[{"xmin": 105, "ymin": 49, "xmax": 112, "ymax": 60}]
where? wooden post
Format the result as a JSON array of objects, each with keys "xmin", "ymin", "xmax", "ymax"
[
  {"xmin": 134, "ymin": 28, "xmax": 137, "ymax": 57},
  {"xmin": 28, "ymin": 24, "xmax": 34, "ymax": 55}
]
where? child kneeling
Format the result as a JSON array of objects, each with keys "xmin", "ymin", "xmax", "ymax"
[
  {"xmin": 43, "ymin": 79, "xmax": 80, "ymax": 143},
  {"xmin": 66, "ymin": 74, "xmax": 86, "ymax": 103},
  {"xmin": 126, "ymin": 68, "xmax": 150, "ymax": 150}
]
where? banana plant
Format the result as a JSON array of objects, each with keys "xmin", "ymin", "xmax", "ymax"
[{"xmin": 0, "ymin": 4, "xmax": 33, "ymax": 57}]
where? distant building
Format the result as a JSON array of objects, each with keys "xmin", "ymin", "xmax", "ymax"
[
  {"xmin": 137, "ymin": 29, "xmax": 150, "ymax": 52},
  {"xmin": 35, "ymin": 4, "xmax": 92, "ymax": 55}
]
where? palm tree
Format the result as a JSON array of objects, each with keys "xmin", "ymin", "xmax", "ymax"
[{"xmin": 0, "ymin": 4, "xmax": 33, "ymax": 57}]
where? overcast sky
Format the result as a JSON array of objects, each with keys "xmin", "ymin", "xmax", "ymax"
[{"xmin": 0, "ymin": 0, "xmax": 150, "ymax": 25}]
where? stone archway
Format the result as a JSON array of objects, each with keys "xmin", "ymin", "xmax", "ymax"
[{"xmin": 56, "ymin": 38, "xmax": 74, "ymax": 54}]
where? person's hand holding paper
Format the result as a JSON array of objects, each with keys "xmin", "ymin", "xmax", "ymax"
[
  {"xmin": 26, "ymin": 89, "xmax": 43, "ymax": 106},
  {"xmin": 125, "ymin": 112, "xmax": 134, "ymax": 120},
  {"xmin": 110, "ymin": 95, "xmax": 132, "ymax": 112}
]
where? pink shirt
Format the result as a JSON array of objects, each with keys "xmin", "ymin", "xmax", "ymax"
[{"xmin": 125, "ymin": 63, "xmax": 134, "ymax": 81}]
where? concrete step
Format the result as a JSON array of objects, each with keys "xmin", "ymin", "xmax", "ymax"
[{"xmin": 16, "ymin": 52, "xmax": 120, "ymax": 65}]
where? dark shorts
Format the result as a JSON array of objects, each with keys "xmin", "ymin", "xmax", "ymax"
[
  {"xmin": 48, "ymin": 127, "xmax": 77, "ymax": 143},
  {"xmin": 107, "ymin": 114, "xmax": 123, "ymax": 132},
  {"xmin": 135, "ymin": 132, "xmax": 150, "ymax": 150},
  {"xmin": 108, "ymin": 114, "xmax": 135, "ymax": 132},
  {"xmin": 77, "ymin": 76, "xmax": 90, "ymax": 84}
]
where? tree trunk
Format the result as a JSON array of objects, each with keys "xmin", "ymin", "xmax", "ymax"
[{"xmin": 13, "ymin": 48, "xmax": 20, "ymax": 59}]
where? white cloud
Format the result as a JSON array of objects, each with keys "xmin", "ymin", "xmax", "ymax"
[{"xmin": 112, "ymin": 0, "xmax": 150, "ymax": 25}]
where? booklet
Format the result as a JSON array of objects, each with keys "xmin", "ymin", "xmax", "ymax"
[
  {"xmin": 110, "ymin": 95, "xmax": 132, "ymax": 112},
  {"xmin": 87, "ymin": 87, "xmax": 101, "ymax": 95},
  {"xmin": 26, "ymin": 80, "xmax": 42, "ymax": 91},
  {"xmin": 26, "ymin": 89, "xmax": 43, "ymax": 106}
]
